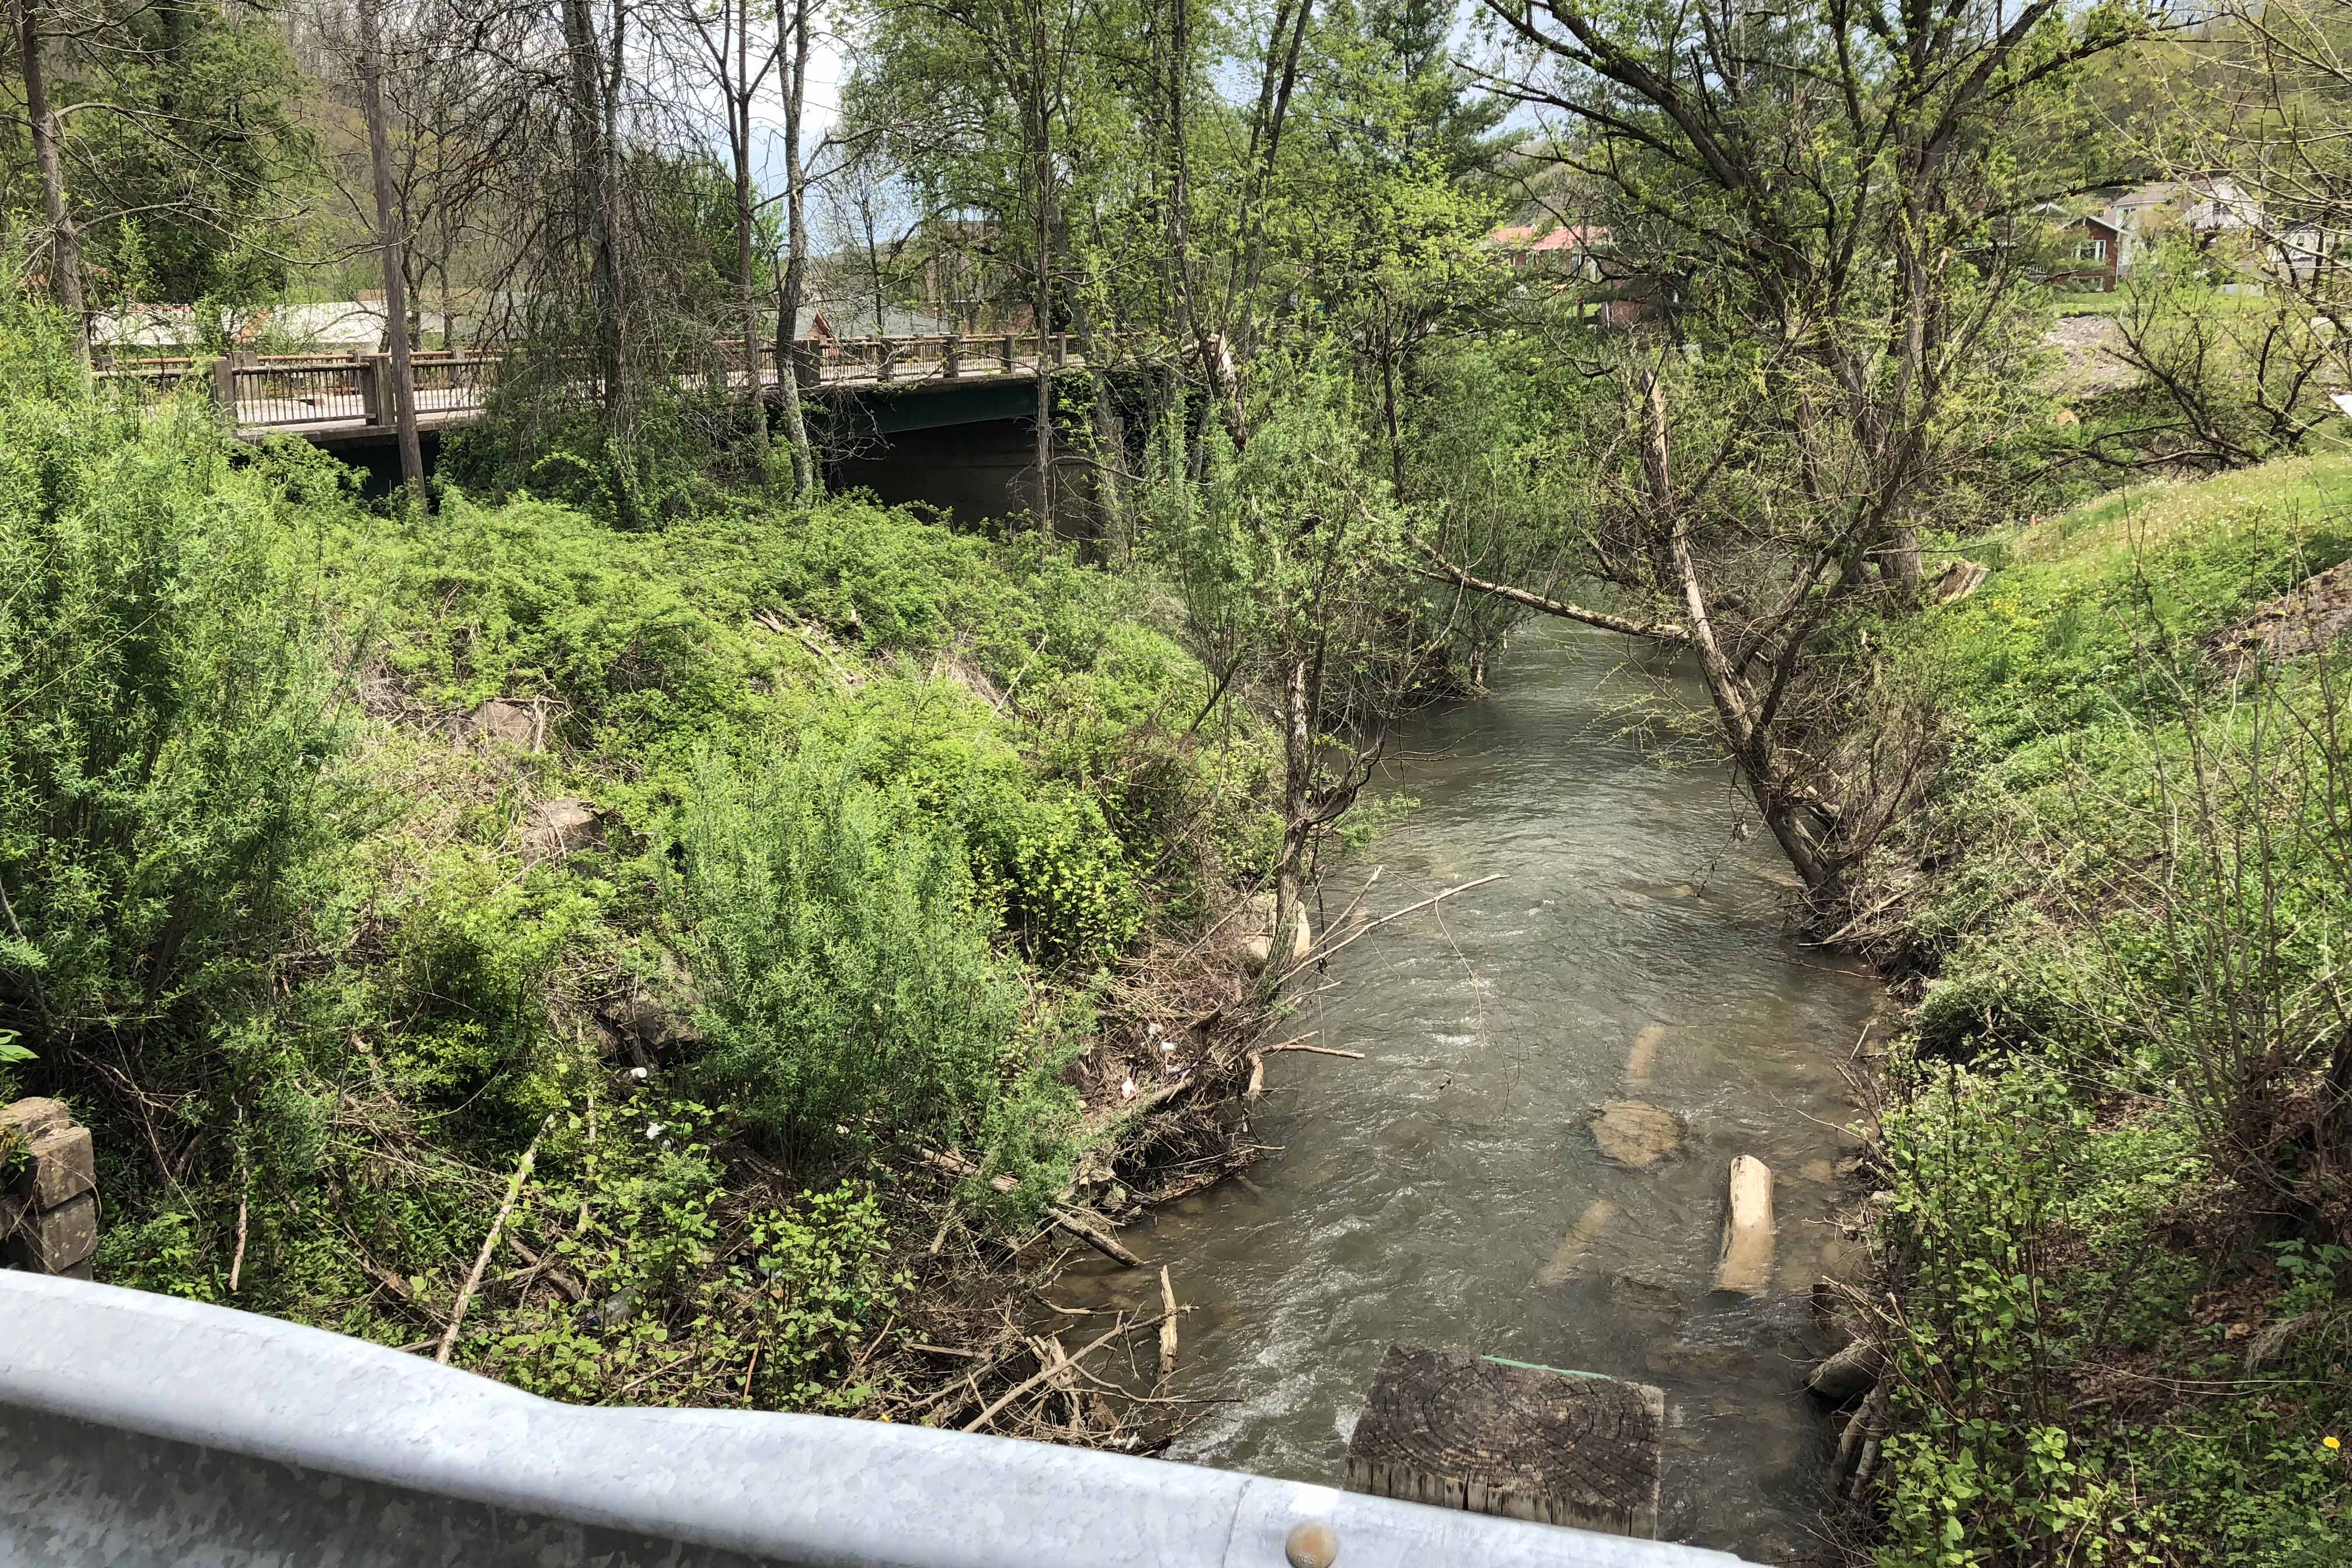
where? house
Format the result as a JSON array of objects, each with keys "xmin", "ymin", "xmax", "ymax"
[
  {"xmin": 2050, "ymin": 214, "xmax": 2122, "ymax": 293},
  {"xmin": 1487, "ymin": 222, "xmax": 1612, "ymax": 281},
  {"xmin": 2095, "ymin": 178, "xmax": 2260, "ymax": 276}
]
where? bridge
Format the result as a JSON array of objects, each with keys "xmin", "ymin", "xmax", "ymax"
[
  {"xmin": 0, "ymin": 1271, "xmax": 1748, "ymax": 1568},
  {"xmin": 97, "ymin": 333, "xmax": 1118, "ymax": 517},
  {"xmin": 98, "ymin": 331, "xmax": 1105, "ymax": 445}
]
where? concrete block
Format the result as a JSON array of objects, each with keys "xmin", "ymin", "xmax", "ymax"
[
  {"xmin": 1, "ymin": 1097, "xmax": 74, "ymax": 1144},
  {"xmin": 23, "ymin": 1125, "xmax": 94, "ymax": 1208},
  {"xmin": 6, "ymin": 1191, "xmax": 98, "ymax": 1272}
]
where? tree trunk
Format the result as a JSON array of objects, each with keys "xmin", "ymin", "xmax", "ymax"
[
  {"xmin": 19, "ymin": 0, "xmax": 87, "ymax": 364},
  {"xmin": 771, "ymin": 0, "xmax": 820, "ymax": 501},
  {"xmin": 1024, "ymin": 8, "xmax": 1059, "ymax": 538},
  {"xmin": 1268, "ymin": 653, "xmax": 1315, "ymax": 996},
  {"xmin": 562, "ymin": 0, "xmax": 631, "ymax": 519},
  {"xmin": 728, "ymin": 0, "xmax": 766, "ymax": 455},
  {"xmin": 357, "ymin": 0, "xmax": 426, "ymax": 502},
  {"xmin": 1646, "ymin": 369, "xmax": 1838, "ymax": 894}
]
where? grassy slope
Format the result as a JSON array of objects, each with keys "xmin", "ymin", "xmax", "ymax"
[
  {"xmin": 1861, "ymin": 453, "xmax": 2352, "ymax": 1566},
  {"xmin": 1, "ymin": 358, "xmax": 1279, "ymax": 1413}
]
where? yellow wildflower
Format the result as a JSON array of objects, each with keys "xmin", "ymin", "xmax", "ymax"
[{"xmin": 2326, "ymin": 1436, "xmax": 2342, "ymax": 1451}]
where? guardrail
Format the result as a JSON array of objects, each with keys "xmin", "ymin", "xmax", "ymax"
[{"xmin": 0, "ymin": 1270, "xmax": 1748, "ymax": 1568}]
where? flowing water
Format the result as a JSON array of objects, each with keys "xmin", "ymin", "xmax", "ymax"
[{"xmin": 1069, "ymin": 621, "xmax": 1880, "ymax": 1561}]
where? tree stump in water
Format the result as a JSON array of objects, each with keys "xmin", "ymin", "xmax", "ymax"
[{"xmin": 1344, "ymin": 1346, "xmax": 1665, "ymax": 1538}]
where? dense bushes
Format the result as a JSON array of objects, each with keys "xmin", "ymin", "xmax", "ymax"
[
  {"xmin": 670, "ymin": 747, "xmax": 1024, "ymax": 1164},
  {"xmin": 0, "ymin": 304, "xmax": 348, "ymax": 1154},
  {"xmin": 0, "ymin": 302, "xmax": 1278, "ymax": 1410}
]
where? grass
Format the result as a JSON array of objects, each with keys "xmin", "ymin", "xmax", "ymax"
[
  {"xmin": 1860, "ymin": 453, "xmax": 2352, "ymax": 1567},
  {"xmin": 2050, "ymin": 285, "xmax": 2281, "ymax": 319}
]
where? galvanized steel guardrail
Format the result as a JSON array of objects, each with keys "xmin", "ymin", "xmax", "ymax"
[{"xmin": 0, "ymin": 1270, "xmax": 1752, "ymax": 1568}]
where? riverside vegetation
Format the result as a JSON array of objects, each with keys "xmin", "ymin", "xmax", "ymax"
[
  {"xmin": 1844, "ymin": 454, "xmax": 2352, "ymax": 1566},
  {"xmin": 0, "ymin": 297, "xmax": 1304, "ymax": 1432},
  {"xmin": 8, "ymin": 0, "xmax": 2352, "ymax": 1556}
]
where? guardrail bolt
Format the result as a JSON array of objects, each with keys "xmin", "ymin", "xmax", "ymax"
[{"xmin": 1283, "ymin": 1521, "xmax": 1338, "ymax": 1568}]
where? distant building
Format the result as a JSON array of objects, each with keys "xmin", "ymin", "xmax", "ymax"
[
  {"xmin": 2049, "ymin": 214, "xmax": 2122, "ymax": 293},
  {"xmin": 1487, "ymin": 222, "xmax": 1611, "ymax": 281},
  {"xmin": 91, "ymin": 299, "xmax": 449, "ymax": 354},
  {"xmin": 2095, "ymin": 178, "xmax": 2260, "ymax": 276},
  {"xmin": 794, "ymin": 303, "xmax": 954, "ymax": 344},
  {"xmin": 1487, "ymin": 220, "xmax": 1678, "ymax": 328}
]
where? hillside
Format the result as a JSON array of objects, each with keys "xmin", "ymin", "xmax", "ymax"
[{"xmin": 1853, "ymin": 453, "xmax": 2352, "ymax": 1565}]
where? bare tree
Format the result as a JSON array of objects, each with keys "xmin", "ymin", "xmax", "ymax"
[
  {"xmin": 16, "ymin": 0, "xmax": 88, "ymax": 360},
  {"xmin": 356, "ymin": 0, "xmax": 425, "ymax": 497}
]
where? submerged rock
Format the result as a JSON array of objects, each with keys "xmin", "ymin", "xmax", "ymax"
[{"xmin": 1588, "ymin": 1101, "xmax": 1685, "ymax": 1170}]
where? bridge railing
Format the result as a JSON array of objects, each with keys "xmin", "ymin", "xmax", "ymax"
[
  {"xmin": 100, "ymin": 330, "xmax": 1129, "ymax": 435},
  {"xmin": 0, "ymin": 1270, "xmax": 1746, "ymax": 1568},
  {"xmin": 223, "ymin": 355, "xmax": 372, "ymax": 426}
]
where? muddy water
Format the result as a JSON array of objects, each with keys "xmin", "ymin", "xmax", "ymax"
[{"xmin": 1073, "ymin": 622, "xmax": 1878, "ymax": 1560}]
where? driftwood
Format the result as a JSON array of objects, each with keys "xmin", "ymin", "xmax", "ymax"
[
  {"xmin": 1157, "ymin": 1266, "xmax": 1180, "ymax": 1382},
  {"xmin": 1712, "ymin": 1156, "xmax": 1774, "ymax": 1296},
  {"xmin": 960, "ymin": 1310, "xmax": 1177, "ymax": 1433},
  {"xmin": 1262, "ymin": 1039, "xmax": 1364, "ymax": 1060},
  {"xmin": 1050, "ymin": 1206, "xmax": 1146, "ymax": 1268}
]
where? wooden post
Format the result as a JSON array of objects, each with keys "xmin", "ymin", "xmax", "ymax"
[
  {"xmin": 360, "ymin": 354, "xmax": 391, "ymax": 426},
  {"xmin": 1345, "ymin": 1346, "xmax": 1665, "ymax": 1539}
]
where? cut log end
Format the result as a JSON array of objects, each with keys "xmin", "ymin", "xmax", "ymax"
[
  {"xmin": 1344, "ymin": 1345, "xmax": 1665, "ymax": 1539},
  {"xmin": 1712, "ymin": 1155, "xmax": 1775, "ymax": 1296}
]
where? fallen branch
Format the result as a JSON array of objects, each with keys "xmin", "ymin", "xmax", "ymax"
[
  {"xmin": 1262, "ymin": 1039, "xmax": 1363, "ymax": 1060},
  {"xmin": 228, "ymin": 1189, "xmax": 250, "ymax": 1294},
  {"xmin": 1051, "ymin": 1206, "xmax": 1146, "ymax": 1268},
  {"xmin": 961, "ymin": 1310, "xmax": 1176, "ymax": 1433},
  {"xmin": 1276, "ymin": 874, "xmax": 1505, "ymax": 982},
  {"xmin": 1157, "ymin": 1267, "xmax": 1180, "ymax": 1383},
  {"xmin": 1413, "ymin": 548, "xmax": 1688, "ymax": 643},
  {"xmin": 437, "ymin": 1118, "xmax": 548, "ymax": 1365},
  {"xmin": 919, "ymin": 1146, "xmax": 1144, "ymax": 1265}
]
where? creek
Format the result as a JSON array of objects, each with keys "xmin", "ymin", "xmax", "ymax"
[{"xmin": 1069, "ymin": 621, "xmax": 1879, "ymax": 1560}]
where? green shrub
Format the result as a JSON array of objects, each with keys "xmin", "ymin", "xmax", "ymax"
[
  {"xmin": 0, "ymin": 302, "xmax": 347, "ymax": 1055},
  {"xmin": 668, "ymin": 746, "xmax": 1020, "ymax": 1164},
  {"xmin": 465, "ymin": 1098, "xmax": 901, "ymax": 1412}
]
